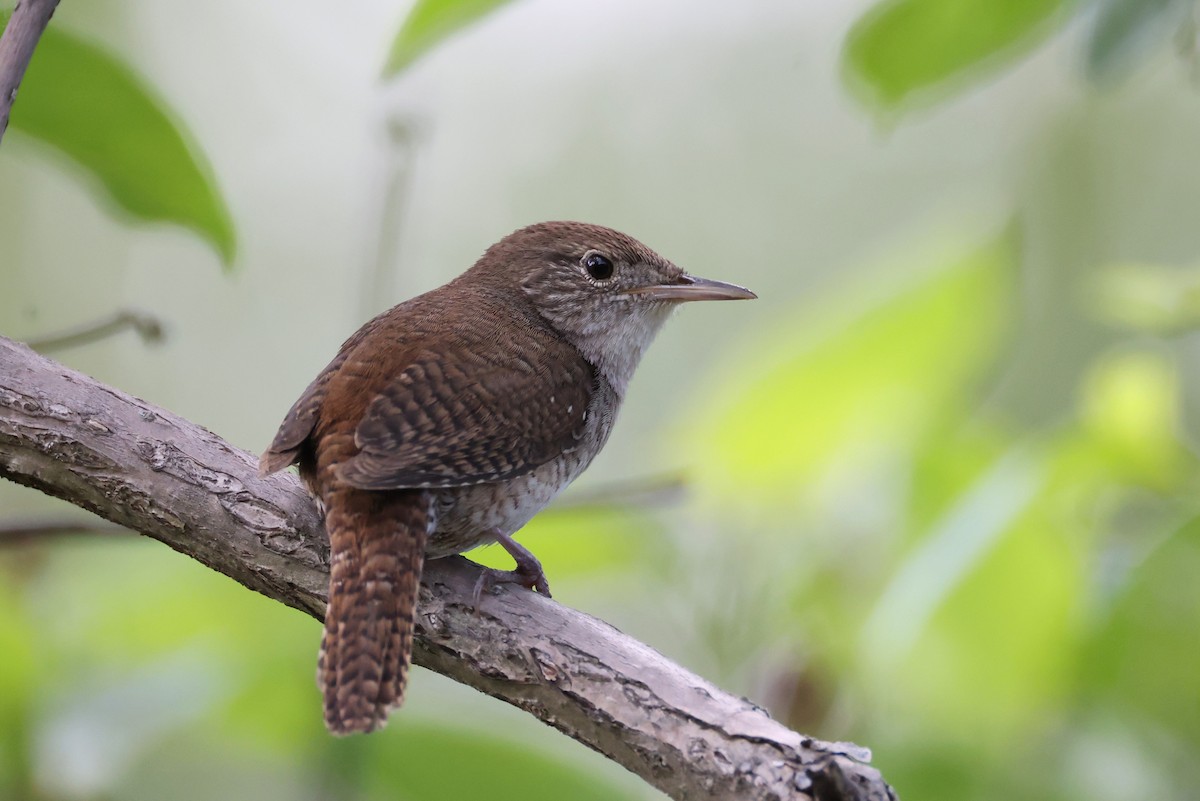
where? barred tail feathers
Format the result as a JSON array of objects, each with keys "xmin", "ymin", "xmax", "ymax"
[{"xmin": 318, "ymin": 488, "xmax": 429, "ymax": 735}]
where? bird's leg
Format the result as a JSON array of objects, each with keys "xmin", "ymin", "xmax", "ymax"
[
  {"xmin": 472, "ymin": 528, "xmax": 552, "ymax": 608},
  {"xmin": 494, "ymin": 530, "xmax": 551, "ymax": 596}
]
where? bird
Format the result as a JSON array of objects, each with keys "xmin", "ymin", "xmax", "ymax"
[{"xmin": 260, "ymin": 221, "xmax": 755, "ymax": 734}]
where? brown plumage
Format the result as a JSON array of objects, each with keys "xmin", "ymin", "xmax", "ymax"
[
  {"xmin": 260, "ymin": 221, "xmax": 755, "ymax": 734},
  {"xmin": 317, "ymin": 487, "xmax": 427, "ymax": 732}
]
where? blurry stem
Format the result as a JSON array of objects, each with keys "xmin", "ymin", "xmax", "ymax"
[
  {"xmin": 550, "ymin": 471, "xmax": 687, "ymax": 511},
  {"xmin": 26, "ymin": 308, "xmax": 164, "ymax": 353},
  {"xmin": 0, "ymin": 707, "xmax": 35, "ymax": 801},
  {"xmin": 1177, "ymin": 0, "xmax": 1200, "ymax": 85},
  {"xmin": 361, "ymin": 115, "xmax": 418, "ymax": 317},
  {"xmin": 0, "ymin": 0, "xmax": 61, "ymax": 142},
  {"xmin": 0, "ymin": 518, "xmax": 127, "ymax": 545},
  {"xmin": 0, "ymin": 336, "xmax": 896, "ymax": 801}
]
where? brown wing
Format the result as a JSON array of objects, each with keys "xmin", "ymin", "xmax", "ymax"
[
  {"xmin": 259, "ymin": 368, "xmax": 335, "ymax": 475},
  {"xmin": 259, "ymin": 321, "xmax": 381, "ymax": 475},
  {"xmin": 336, "ymin": 341, "xmax": 595, "ymax": 490}
]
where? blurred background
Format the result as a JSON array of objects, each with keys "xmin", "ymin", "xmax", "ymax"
[{"xmin": 2, "ymin": 0, "xmax": 1199, "ymax": 799}]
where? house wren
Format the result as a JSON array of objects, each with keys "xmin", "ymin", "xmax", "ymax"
[{"xmin": 260, "ymin": 221, "xmax": 755, "ymax": 734}]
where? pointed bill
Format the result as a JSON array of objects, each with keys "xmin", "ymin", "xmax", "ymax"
[{"xmin": 622, "ymin": 274, "xmax": 757, "ymax": 302}]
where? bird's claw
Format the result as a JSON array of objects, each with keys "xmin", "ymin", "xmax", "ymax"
[
  {"xmin": 471, "ymin": 565, "xmax": 552, "ymax": 609},
  {"xmin": 471, "ymin": 529, "xmax": 552, "ymax": 612}
]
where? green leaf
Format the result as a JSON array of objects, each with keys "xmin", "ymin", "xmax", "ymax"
[
  {"xmin": 1082, "ymin": 517, "xmax": 1200, "ymax": 745},
  {"xmin": 843, "ymin": 0, "xmax": 1072, "ymax": 115},
  {"xmin": 1078, "ymin": 347, "xmax": 1189, "ymax": 490},
  {"xmin": 687, "ymin": 236, "xmax": 1014, "ymax": 511},
  {"xmin": 864, "ymin": 443, "xmax": 1084, "ymax": 747},
  {"xmin": 1089, "ymin": 262, "xmax": 1200, "ymax": 333},
  {"xmin": 0, "ymin": 579, "xmax": 36, "ymax": 797},
  {"xmin": 907, "ymin": 416, "xmax": 1013, "ymax": 543},
  {"xmin": 384, "ymin": 0, "xmax": 516, "ymax": 77},
  {"xmin": 2, "ymin": 13, "xmax": 236, "ymax": 266},
  {"xmin": 367, "ymin": 720, "xmax": 635, "ymax": 801},
  {"xmin": 1086, "ymin": 0, "xmax": 1189, "ymax": 84}
]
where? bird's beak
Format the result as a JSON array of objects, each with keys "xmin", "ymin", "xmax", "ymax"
[{"xmin": 621, "ymin": 274, "xmax": 757, "ymax": 302}]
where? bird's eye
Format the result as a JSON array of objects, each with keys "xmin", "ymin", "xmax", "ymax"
[{"xmin": 583, "ymin": 252, "xmax": 614, "ymax": 281}]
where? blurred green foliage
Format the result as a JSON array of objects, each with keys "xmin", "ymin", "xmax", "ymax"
[
  {"xmin": 843, "ymin": 0, "xmax": 1072, "ymax": 114},
  {"xmin": 3, "ymin": 1, "xmax": 1200, "ymax": 800},
  {"xmin": 383, "ymin": 0, "xmax": 516, "ymax": 76},
  {"xmin": 690, "ymin": 238, "xmax": 1012, "ymax": 506},
  {"xmin": 843, "ymin": 0, "xmax": 1200, "ymax": 115},
  {"xmin": 1091, "ymin": 263, "xmax": 1200, "ymax": 334},
  {"xmin": 679, "ymin": 231, "xmax": 1200, "ymax": 798},
  {"xmin": 1086, "ymin": 0, "xmax": 1194, "ymax": 83},
  {"xmin": 0, "ymin": 11, "xmax": 235, "ymax": 265}
]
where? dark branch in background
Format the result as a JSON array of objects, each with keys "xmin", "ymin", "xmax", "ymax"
[
  {"xmin": 0, "ymin": 336, "xmax": 897, "ymax": 801},
  {"xmin": 361, "ymin": 114, "xmax": 419, "ymax": 319},
  {"xmin": 27, "ymin": 308, "xmax": 165, "ymax": 353},
  {"xmin": 0, "ymin": 517, "xmax": 126, "ymax": 545},
  {"xmin": 552, "ymin": 471, "xmax": 686, "ymax": 511},
  {"xmin": 0, "ymin": 0, "xmax": 61, "ymax": 142}
]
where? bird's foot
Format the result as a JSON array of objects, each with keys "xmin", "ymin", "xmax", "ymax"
[{"xmin": 472, "ymin": 529, "xmax": 551, "ymax": 609}]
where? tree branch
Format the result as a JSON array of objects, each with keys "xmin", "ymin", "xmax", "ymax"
[
  {"xmin": 0, "ymin": 517, "xmax": 126, "ymax": 544},
  {"xmin": 26, "ymin": 307, "xmax": 165, "ymax": 353},
  {"xmin": 0, "ymin": 336, "xmax": 896, "ymax": 801},
  {"xmin": 0, "ymin": 0, "xmax": 61, "ymax": 142}
]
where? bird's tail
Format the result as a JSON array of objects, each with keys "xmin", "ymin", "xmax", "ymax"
[{"xmin": 318, "ymin": 487, "xmax": 429, "ymax": 735}]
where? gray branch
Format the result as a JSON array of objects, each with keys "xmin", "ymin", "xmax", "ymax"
[
  {"xmin": 0, "ymin": 336, "xmax": 896, "ymax": 801},
  {"xmin": 0, "ymin": 0, "xmax": 61, "ymax": 142},
  {"xmin": 27, "ymin": 307, "xmax": 165, "ymax": 353}
]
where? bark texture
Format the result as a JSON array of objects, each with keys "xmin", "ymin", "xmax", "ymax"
[
  {"xmin": 0, "ymin": 0, "xmax": 61, "ymax": 141},
  {"xmin": 0, "ymin": 336, "xmax": 896, "ymax": 801}
]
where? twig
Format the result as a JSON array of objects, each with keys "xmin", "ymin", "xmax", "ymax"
[
  {"xmin": 26, "ymin": 308, "xmax": 165, "ymax": 353},
  {"xmin": 361, "ymin": 115, "xmax": 419, "ymax": 318},
  {"xmin": 0, "ymin": 0, "xmax": 61, "ymax": 142},
  {"xmin": 550, "ymin": 471, "xmax": 687, "ymax": 511},
  {"xmin": 0, "ymin": 517, "xmax": 127, "ymax": 545},
  {"xmin": 0, "ymin": 336, "xmax": 896, "ymax": 801}
]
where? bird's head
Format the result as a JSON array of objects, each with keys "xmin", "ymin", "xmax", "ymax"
[{"xmin": 469, "ymin": 221, "xmax": 755, "ymax": 393}]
